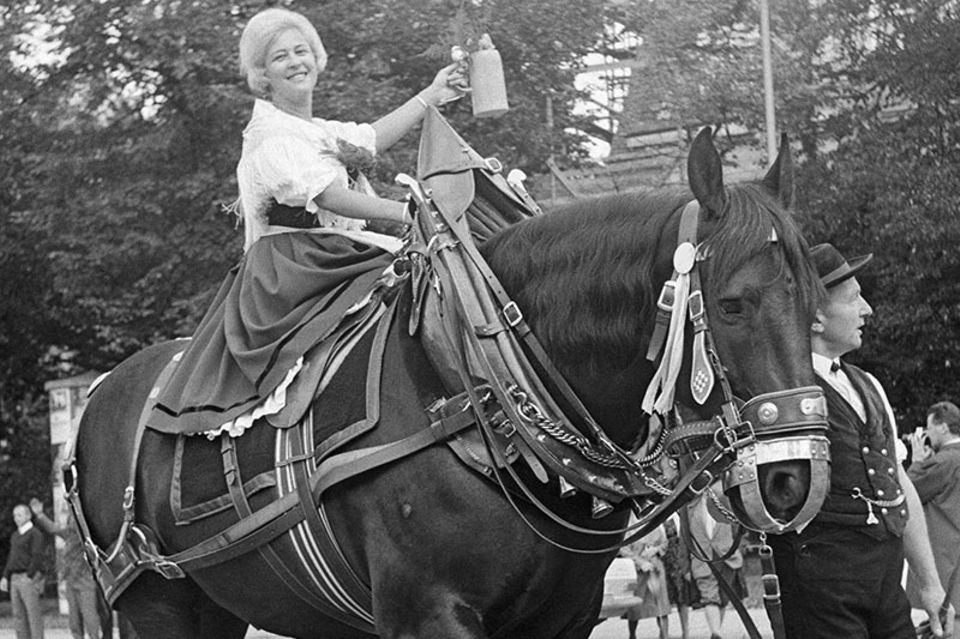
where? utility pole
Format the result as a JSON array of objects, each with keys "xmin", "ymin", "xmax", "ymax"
[{"xmin": 760, "ymin": 0, "xmax": 777, "ymax": 164}]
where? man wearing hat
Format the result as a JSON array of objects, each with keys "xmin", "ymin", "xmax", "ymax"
[{"xmin": 767, "ymin": 243, "xmax": 952, "ymax": 639}]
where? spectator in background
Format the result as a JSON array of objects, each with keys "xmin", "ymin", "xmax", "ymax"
[
  {"xmin": 29, "ymin": 498, "xmax": 101, "ymax": 639},
  {"xmin": 662, "ymin": 513, "xmax": 696, "ymax": 639},
  {"xmin": 687, "ymin": 492, "xmax": 745, "ymax": 639},
  {"xmin": 620, "ymin": 523, "xmax": 671, "ymax": 639},
  {"xmin": 906, "ymin": 401, "xmax": 960, "ymax": 624},
  {"xmin": 1, "ymin": 503, "xmax": 47, "ymax": 639}
]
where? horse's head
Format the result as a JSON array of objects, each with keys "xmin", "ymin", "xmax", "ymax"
[
  {"xmin": 674, "ymin": 127, "xmax": 829, "ymax": 532},
  {"xmin": 479, "ymin": 127, "xmax": 828, "ymax": 535}
]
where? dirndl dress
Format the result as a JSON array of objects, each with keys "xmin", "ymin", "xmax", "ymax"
[
  {"xmin": 149, "ymin": 225, "xmax": 394, "ymax": 436},
  {"xmin": 149, "ymin": 98, "xmax": 399, "ymax": 437}
]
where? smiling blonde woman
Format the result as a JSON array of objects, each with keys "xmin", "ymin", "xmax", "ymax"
[{"xmin": 149, "ymin": 7, "xmax": 468, "ymax": 438}]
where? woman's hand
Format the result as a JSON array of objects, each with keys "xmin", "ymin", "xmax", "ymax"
[{"xmin": 419, "ymin": 62, "xmax": 469, "ymax": 106}]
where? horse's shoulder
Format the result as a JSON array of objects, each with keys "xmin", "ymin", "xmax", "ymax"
[{"xmin": 89, "ymin": 338, "xmax": 190, "ymax": 400}]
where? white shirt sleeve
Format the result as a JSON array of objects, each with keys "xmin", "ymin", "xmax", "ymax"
[{"xmin": 248, "ymin": 132, "xmax": 343, "ymax": 210}]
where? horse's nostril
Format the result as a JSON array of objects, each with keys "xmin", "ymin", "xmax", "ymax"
[{"xmin": 759, "ymin": 462, "xmax": 812, "ymax": 522}]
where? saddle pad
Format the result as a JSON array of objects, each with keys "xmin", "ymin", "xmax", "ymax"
[
  {"xmin": 169, "ymin": 320, "xmax": 383, "ymax": 525},
  {"xmin": 170, "ymin": 424, "xmax": 276, "ymax": 525}
]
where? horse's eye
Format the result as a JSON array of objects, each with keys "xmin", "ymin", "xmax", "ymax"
[{"xmin": 718, "ymin": 299, "xmax": 744, "ymax": 316}]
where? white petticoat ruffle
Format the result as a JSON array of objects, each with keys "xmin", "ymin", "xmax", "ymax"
[{"xmin": 200, "ymin": 356, "xmax": 305, "ymax": 440}]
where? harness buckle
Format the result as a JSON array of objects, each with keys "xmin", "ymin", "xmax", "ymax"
[
  {"xmin": 761, "ymin": 572, "xmax": 782, "ymax": 600},
  {"xmin": 689, "ymin": 469, "xmax": 714, "ymax": 495},
  {"xmin": 656, "ymin": 281, "xmax": 676, "ymax": 311},
  {"xmin": 484, "ymin": 157, "xmax": 504, "ymax": 174},
  {"xmin": 688, "ymin": 290, "xmax": 704, "ymax": 322},
  {"xmin": 502, "ymin": 301, "xmax": 523, "ymax": 327},
  {"xmin": 121, "ymin": 486, "xmax": 134, "ymax": 512},
  {"xmin": 153, "ymin": 559, "xmax": 185, "ymax": 580}
]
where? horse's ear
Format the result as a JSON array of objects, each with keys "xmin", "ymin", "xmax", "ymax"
[
  {"xmin": 688, "ymin": 126, "xmax": 726, "ymax": 218},
  {"xmin": 762, "ymin": 133, "xmax": 795, "ymax": 211}
]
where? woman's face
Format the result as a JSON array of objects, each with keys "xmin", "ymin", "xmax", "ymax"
[{"xmin": 263, "ymin": 28, "xmax": 318, "ymax": 107}]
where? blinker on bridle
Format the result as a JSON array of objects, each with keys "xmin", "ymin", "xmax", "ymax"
[{"xmin": 643, "ymin": 201, "xmax": 830, "ymax": 534}]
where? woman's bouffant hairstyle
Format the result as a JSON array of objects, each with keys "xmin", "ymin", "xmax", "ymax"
[{"xmin": 239, "ymin": 8, "xmax": 328, "ymax": 95}]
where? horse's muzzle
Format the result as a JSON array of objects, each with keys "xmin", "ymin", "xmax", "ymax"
[{"xmin": 723, "ymin": 386, "xmax": 830, "ymax": 533}]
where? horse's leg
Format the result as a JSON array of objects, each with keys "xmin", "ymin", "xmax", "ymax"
[{"xmin": 116, "ymin": 572, "xmax": 248, "ymax": 639}]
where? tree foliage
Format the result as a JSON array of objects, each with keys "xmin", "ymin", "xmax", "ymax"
[
  {"xmin": 797, "ymin": 0, "xmax": 960, "ymax": 427},
  {"xmin": 627, "ymin": 0, "xmax": 960, "ymax": 426},
  {"xmin": 0, "ymin": 0, "xmax": 608, "ymax": 535}
]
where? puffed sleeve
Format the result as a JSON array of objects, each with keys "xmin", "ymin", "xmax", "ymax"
[{"xmin": 247, "ymin": 132, "xmax": 344, "ymax": 210}]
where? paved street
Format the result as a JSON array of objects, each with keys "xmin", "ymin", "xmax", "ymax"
[
  {"xmin": 0, "ymin": 605, "xmax": 929, "ymax": 638},
  {"xmin": 0, "ymin": 606, "xmax": 774, "ymax": 639}
]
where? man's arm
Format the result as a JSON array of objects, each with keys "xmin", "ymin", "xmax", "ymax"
[
  {"xmin": 27, "ymin": 530, "xmax": 45, "ymax": 578},
  {"xmin": 29, "ymin": 498, "xmax": 65, "ymax": 537},
  {"xmin": 908, "ymin": 456, "xmax": 948, "ymax": 504},
  {"xmin": 901, "ymin": 466, "xmax": 954, "ymax": 637}
]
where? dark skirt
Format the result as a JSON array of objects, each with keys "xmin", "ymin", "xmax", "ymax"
[{"xmin": 149, "ymin": 231, "xmax": 394, "ymax": 435}]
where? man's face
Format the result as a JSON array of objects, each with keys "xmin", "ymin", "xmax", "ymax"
[
  {"xmin": 12, "ymin": 506, "xmax": 29, "ymax": 527},
  {"xmin": 926, "ymin": 414, "xmax": 949, "ymax": 451},
  {"xmin": 814, "ymin": 276, "xmax": 873, "ymax": 358}
]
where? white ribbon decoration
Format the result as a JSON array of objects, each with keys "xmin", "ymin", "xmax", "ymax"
[{"xmin": 641, "ymin": 272, "xmax": 691, "ymax": 415}]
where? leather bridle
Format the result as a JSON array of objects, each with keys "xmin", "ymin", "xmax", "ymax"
[{"xmin": 416, "ymin": 182, "xmax": 829, "ymax": 550}]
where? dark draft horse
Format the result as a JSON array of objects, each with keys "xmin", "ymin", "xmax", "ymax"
[{"xmin": 72, "ymin": 128, "xmax": 826, "ymax": 639}]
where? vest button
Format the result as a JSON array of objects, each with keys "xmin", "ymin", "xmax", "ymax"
[
  {"xmin": 881, "ymin": 448, "xmax": 888, "ymax": 456},
  {"xmin": 877, "ymin": 489, "xmax": 885, "ymax": 497},
  {"xmin": 862, "ymin": 446, "xmax": 870, "ymax": 454},
  {"xmin": 882, "ymin": 508, "xmax": 888, "ymax": 515},
  {"xmin": 901, "ymin": 509, "xmax": 907, "ymax": 517},
  {"xmin": 888, "ymin": 468, "xmax": 895, "ymax": 475},
  {"xmin": 867, "ymin": 468, "xmax": 876, "ymax": 476}
]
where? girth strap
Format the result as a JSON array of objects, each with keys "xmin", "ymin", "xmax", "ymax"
[
  {"xmin": 163, "ymin": 405, "xmax": 477, "ymax": 573},
  {"xmin": 289, "ymin": 419, "xmax": 374, "ymax": 615},
  {"xmin": 219, "ymin": 435, "xmax": 369, "ymax": 632}
]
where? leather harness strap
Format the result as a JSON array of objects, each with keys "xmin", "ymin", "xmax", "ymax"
[
  {"xmin": 85, "ymin": 298, "xmax": 479, "ymax": 619},
  {"xmin": 678, "ymin": 503, "xmax": 764, "ymax": 639},
  {"xmin": 288, "ymin": 420, "xmax": 374, "ymax": 615},
  {"xmin": 219, "ymin": 434, "xmax": 363, "ymax": 630},
  {"xmin": 426, "ymin": 183, "xmax": 630, "ymax": 465}
]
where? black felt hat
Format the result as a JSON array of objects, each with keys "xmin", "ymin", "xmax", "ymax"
[{"xmin": 810, "ymin": 243, "xmax": 873, "ymax": 288}]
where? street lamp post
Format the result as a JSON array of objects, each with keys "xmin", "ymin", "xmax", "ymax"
[{"xmin": 760, "ymin": 0, "xmax": 777, "ymax": 164}]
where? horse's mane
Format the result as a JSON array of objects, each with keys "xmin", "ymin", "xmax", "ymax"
[{"xmin": 480, "ymin": 181, "xmax": 821, "ymax": 375}]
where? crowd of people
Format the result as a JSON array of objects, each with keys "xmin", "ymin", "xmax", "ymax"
[{"xmin": 618, "ymin": 495, "xmax": 747, "ymax": 639}]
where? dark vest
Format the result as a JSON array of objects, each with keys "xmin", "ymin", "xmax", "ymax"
[{"xmin": 813, "ymin": 362, "xmax": 908, "ymax": 539}]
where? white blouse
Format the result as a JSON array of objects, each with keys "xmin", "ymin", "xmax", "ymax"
[{"xmin": 236, "ymin": 99, "xmax": 378, "ymax": 251}]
